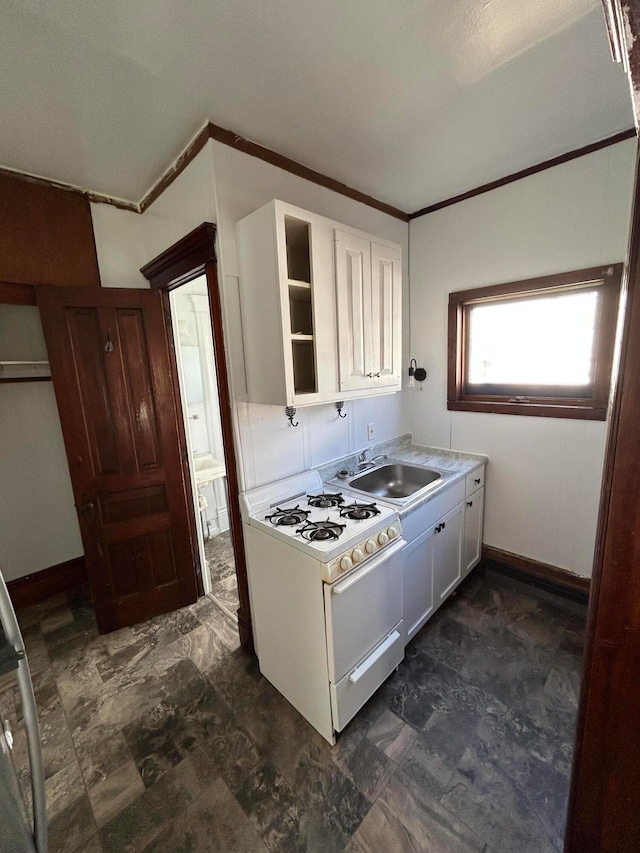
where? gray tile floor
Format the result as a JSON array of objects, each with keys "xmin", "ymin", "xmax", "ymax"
[
  {"xmin": 1, "ymin": 567, "xmax": 584, "ymax": 852},
  {"xmin": 205, "ymin": 530, "xmax": 239, "ymax": 620}
]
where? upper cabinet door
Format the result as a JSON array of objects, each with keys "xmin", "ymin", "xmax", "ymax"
[
  {"xmin": 370, "ymin": 243, "xmax": 402, "ymax": 388},
  {"xmin": 335, "ymin": 230, "xmax": 373, "ymax": 393}
]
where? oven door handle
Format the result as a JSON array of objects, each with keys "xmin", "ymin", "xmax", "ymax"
[
  {"xmin": 350, "ymin": 630, "xmax": 401, "ymax": 683},
  {"xmin": 331, "ymin": 538, "xmax": 405, "ymax": 595}
]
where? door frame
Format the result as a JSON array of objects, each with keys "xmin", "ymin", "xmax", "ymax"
[
  {"xmin": 563, "ymin": 4, "xmax": 640, "ymax": 847},
  {"xmin": 141, "ymin": 223, "xmax": 253, "ymax": 652}
]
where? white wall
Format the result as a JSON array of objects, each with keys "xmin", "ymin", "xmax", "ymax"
[
  {"xmin": 408, "ymin": 138, "xmax": 637, "ymax": 577},
  {"xmin": 91, "ymin": 143, "xmax": 217, "ymax": 289},
  {"xmin": 210, "ymin": 141, "xmax": 409, "ymax": 491},
  {"xmin": 0, "ymin": 307, "xmax": 83, "ymax": 581},
  {"xmin": 91, "ymin": 139, "xmax": 409, "ymax": 492}
]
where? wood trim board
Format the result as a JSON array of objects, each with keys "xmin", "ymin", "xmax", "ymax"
[
  {"xmin": 0, "ymin": 282, "xmax": 37, "ymax": 305},
  {"xmin": 140, "ymin": 222, "xmax": 217, "ymax": 287},
  {"xmin": 0, "ymin": 165, "xmax": 138, "ymax": 212},
  {"xmin": 410, "ymin": 128, "xmax": 637, "ymax": 219},
  {"xmin": 141, "ymin": 224, "xmax": 254, "ymax": 652},
  {"xmin": 481, "ymin": 545, "xmax": 590, "ymax": 603},
  {"xmin": 3, "ymin": 123, "xmax": 633, "ymax": 228},
  {"xmin": 139, "ymin": 125, "xmax": 211, "ymax": 213},
  {"xmin": 7, "ymin": 557, "xmax": 87, "ymax": 611},
  {"xmin": 446, "ymin": 264, "xmax": 622, "ymax": 421},
  {"xmin": 565, "ymin": 133, "xmax": 640, "ymax": 852}
]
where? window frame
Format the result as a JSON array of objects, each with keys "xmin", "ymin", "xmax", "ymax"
[{"xmin": 447, "ymin": 264, "xmax": 623, "ymax": 420}]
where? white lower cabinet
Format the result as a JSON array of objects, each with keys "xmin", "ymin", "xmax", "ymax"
[
  {"xmin": 433, "ymin": 502, "xmax": 464, "ymax": 605},
  {"xmin": 401, "ymin": 466, "xmax": 485, "ymax": 645},
  {"xmin": 403, "ymin": 526, "xmax": 434, "ymax": 642},
  {"xmin": 463, "ymin": 486, "xmax": 485, "ymax": 576}
]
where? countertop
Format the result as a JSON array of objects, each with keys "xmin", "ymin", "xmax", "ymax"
[{"xmin": 318, "ymin": 433, "xmax": 487, "ymax": 518}]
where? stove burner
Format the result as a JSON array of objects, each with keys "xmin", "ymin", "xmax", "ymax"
[
  {"xmin": 339, "ymin": 501, "xmax": 380, "ymax": 521},
  {"xmin": 265, "ymin": 505, "xmax": 311, "ymax": 527},
  {"xmin": 296, "ymin": 518, "xmax": 346, "ymax": 542},
  {"xmin": 308, "ymin": 492, "xmax": 344, "ymax": 509}
]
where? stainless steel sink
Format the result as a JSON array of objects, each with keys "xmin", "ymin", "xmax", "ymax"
[{"xmin": 346, "ymin": 462, "xmax": 443, "ymax": 501}]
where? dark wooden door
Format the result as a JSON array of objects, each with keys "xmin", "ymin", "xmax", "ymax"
[{"xmin": 37, "ymin": 285, "xmax": 198, "ymax": 632}]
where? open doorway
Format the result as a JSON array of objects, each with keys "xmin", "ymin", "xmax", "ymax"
[
  {"xmin": 169, "ymin": 276, "xmax": 239, "ymax": 622},
  {"xmin": 140, "ymin": 222, "xmax": 253, "ymax": 651}
]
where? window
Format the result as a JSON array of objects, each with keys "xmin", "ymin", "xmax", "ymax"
[{"xmin": 447, "ymin": 265, "xmax": 622, "ymax": 420}]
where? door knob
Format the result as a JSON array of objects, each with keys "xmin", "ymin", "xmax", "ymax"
[{"xmin": 80, "ymin": 496, "xmax": 95, "ymax": 516}]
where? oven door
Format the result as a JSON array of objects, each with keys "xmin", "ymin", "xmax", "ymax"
[{"xmin": 324, "ymin": 537, "xmax": 404, "ymax": 684}]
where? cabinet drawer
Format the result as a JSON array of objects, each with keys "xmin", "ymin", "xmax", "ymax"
[
  {"xmin": 402, "ymin": 479, "xmax": 465, "ymax": 544},
  {"xmin": 330, "ymin": 624, "xmax": 404, "ymax": 732},
  {"xmin": 466, "ymin": 467, "xmax": 484, "ymax": 496}
]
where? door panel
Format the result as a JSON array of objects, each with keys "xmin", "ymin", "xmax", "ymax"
[
  {"xmin": 371, "ymin": 242, "xmax": 402, "ymax": 387},
  {"xmin": 463, "ymin": 488, "xmax": 484, "ymax": 576},
  {"xmin": 37, "ymin": 285, "xmax": 198, "ymax": 633},
  {"xmin": 335, "ymin": 230, "xmax": 372, "ymax": 392},
  {"xmin": 434, "ymin": 503, "xmax": 464, "ymax": 604},
  {"xmin": 403, "ymin": 526, "xmax": 434, "ymax": 642}
]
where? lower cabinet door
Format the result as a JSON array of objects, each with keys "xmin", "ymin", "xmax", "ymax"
[
  {"xmin": 403, "ymin": 526, "xmax": 434, "ymax": 642},
  {"xmin": 463, "ymin": 487, "xmax": 484, "ymax": 576},
  {"xmin": 433, "ymin": 502, "xmax": 464, "ymax": 604}
]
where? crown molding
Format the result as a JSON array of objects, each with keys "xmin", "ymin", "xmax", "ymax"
[
  {"xmin": 2, "ymin": 124, "xmax": 636, "ymax": 224},
  {"xmin": 410, "ymin": 128, "xmax": 637, "ymax": 219}
]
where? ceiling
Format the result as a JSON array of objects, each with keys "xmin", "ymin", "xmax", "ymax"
[{"xmin": 1, "ymin": 0, "xmax": 634, "ymax": 212}]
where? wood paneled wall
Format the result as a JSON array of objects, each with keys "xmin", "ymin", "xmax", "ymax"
[{"xmin": 0, "ymin": 172, "xmax": 100, "ymax": 288}]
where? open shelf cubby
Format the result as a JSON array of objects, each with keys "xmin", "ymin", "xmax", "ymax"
[
  {"xmin": 289, "ymin": 284, "xmax": 314, "ymax": 337},
  {"xmin": 292, "ymin": 339, "xmax": 317, "ymax": 395},
  {"xmin": 284, "ymin": 215, "xmax": 317, "ymax": 396},
  {"xmin": 284, "ymin": 217, "xmax": 311, "ymax": 283}
]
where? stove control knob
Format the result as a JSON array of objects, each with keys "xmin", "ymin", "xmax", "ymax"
[
  {"xmin": 365, "ymin": 539, "xmax": 376, "ymax": 554},
  {"xmin": 340, "ymin": 555, "xmax": 353, "ymax": 573},
  {"xmin": 378, "ymin": 531, "xmax": 389, "ymax": 546},
  {"xmin": 352, "ymin": 548, "xmax": 364, "ymax": 564},
  {"xmin": 387, "ymin": 525, "xmax": 400, "ymax": 540}
]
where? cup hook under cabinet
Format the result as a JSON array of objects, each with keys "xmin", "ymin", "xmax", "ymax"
[{"xmin": 285, "ymin": 407, "xmax": 299, "ymax": 427}]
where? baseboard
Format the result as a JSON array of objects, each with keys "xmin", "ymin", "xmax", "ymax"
[
  {"xmin": 481, "ymin": 545, "xmax": 590, "ymax": 606},
  {"xmin": 7, "ymin": 556, "xmax": 87, "ymax": 610}
]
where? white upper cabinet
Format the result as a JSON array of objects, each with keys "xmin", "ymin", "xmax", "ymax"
[
  {"xmin": 335, "ymin": 232, "xmax": 402, "ymax": 393},
  {"xmin": 237, "ymin": 200, "xmax": 402, "ymax": 407}
]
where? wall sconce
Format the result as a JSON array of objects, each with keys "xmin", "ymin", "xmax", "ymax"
[{"xmin": 408, "ymin": 358, "xmax": 427, "ymax": 388}]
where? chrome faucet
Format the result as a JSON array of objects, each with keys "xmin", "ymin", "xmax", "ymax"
[{"xmin": 357, "ymin": 451, "xmax": 387, "ymax": 471}]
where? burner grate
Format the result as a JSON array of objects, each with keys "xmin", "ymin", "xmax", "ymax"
[
  {"xmin": 297, "ymin": 518, "xmax": 346, "ymax": 542},
  {"xmin": 266, "ymin": 505, "xmax": 311, "ymax": 527},
  {"xmin": 339, "ymin": 501, "xmax": 380, "ymax": 521},
  {"xmin": 308, "ymin": 492, "xmax": 344, "ymax": 509}
]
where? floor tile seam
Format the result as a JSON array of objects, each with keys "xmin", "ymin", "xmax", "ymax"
[
  {"xmin": 379, "ymin": 769, "xmax": 490, "ymax": 853},
  {"xmin": 436, "ymin": 777, "xmax": 497, "ymax": 852},
  {"xmin": 397, "ymin": 744, "xmax": 458, "ymax": 804},
  {"xmin": 451, "ymin": 745, "xmax": 563, "ymax": 841},
  {"xmin": 39, "ymin": 647, "xmax": 100, "ymax": 827},
  {"xmin": 229, "ymin": 762, "xmax": 299, "ymax": 849},
  {"xmin": 363, "ymin": 797, "xmax": 429, "ymax": 853}
]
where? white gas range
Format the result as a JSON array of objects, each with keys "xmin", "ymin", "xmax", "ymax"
[
  {"xmin": 241, "ymin": 470, "xmax": 401, "ymax": 581},
  {"xmin": 241, "ymin": 470, "xmax": 406, "ymax": 744}
]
